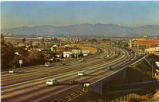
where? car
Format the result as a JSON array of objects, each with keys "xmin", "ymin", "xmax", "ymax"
[
  {"xmin": 78, "ymin": 71, "xmax": 86, "ymax": 76},
  {"xmin": 69, "ymin": 78, "xmax": 78, "ymax": 85},
  {"xmin": 62, "ymin": 61, "xmax": 66, "ymax": 65},
  {"xmin": 9, "ymin": 69, "xmax": 20, "ymax": 74},
  {"xmin": 84, "ymin": 82, "xmax": 91, "ymax": 87},
  {"xmin": 107, "ymin": 66, "xmax": 112, "ymax": 70},
  {"xmin": 44, "ymin": 62, "xmax": 53, "ymax": 67},
  {"xmin": 79, "ymin": 59, "xmax": 84, "ymax": 62},
  {"xmin": 46, "ymin": 78, "xmax": 59, "ymax": 86}
]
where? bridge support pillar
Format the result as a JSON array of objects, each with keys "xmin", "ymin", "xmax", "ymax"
[
  {"xmin": 87, "ymin": 68, "xmax": 128, "ymax": 96},
  {"xmin": 87, "ymin": 81, "xmax": 103, "ymax": 96},
  {"xmin": 121, "ymin": 68, "xmax": 128, "ymax": 81}
]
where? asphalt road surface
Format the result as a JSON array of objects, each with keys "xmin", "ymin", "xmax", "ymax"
[{"xmin": 1, "ymin": 46, "xmax": 137, "ymax": 102}]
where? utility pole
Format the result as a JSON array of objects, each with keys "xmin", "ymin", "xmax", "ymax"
[
  {"xmin": 152, "ymin": 62, "xmax": 154, "ymax": 79},
  {"xmin": 129, "ymin": 39, "xmax": 132, "ymax": 48}
]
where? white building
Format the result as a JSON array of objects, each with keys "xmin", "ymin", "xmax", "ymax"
[
  {"xmin": 81, "ymin": 50, "xmax": 90, "ymax": 56},
  {"xmin": 155, "ymin": 47, "xmax": 159, "ymax": 52},
  {"xmin": 51, "ymin": 45, "xmax": 57, "ymax": 52},
  {"xmin": 72, "ymin": 49, "xmax": 81, "ymax": 55},
  {"xmin": 145, "ymin": 47, "xmax": 159, "ymax": 53},
  {"xmin": 63, "ymin": 51, "xmax": 72, "ymax": 58},
  {"xmin": 18, "ymin": 43, "xmax": 25, "ymax": 47}
]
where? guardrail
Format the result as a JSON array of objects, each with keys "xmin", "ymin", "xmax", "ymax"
[{"xmin": 131, "ymin": 54, "xmax": 149, "ymax": 65}]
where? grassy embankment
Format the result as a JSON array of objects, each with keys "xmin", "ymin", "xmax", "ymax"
[{"xmin": 77, "ymin": 45, "xmax": 97, "ymax": 54}]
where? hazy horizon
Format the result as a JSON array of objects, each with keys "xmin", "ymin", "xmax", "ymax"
[
  {"xmin": 2, "ymin": 23, "xmax": 159, "ymax": 30},
  {"xmin": 1, "ymin": 1, "xmax": 159, "ymax": 29}
]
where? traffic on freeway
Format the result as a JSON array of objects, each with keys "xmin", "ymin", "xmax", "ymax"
[{"xmin": 1, "ymin": 46, "xmax": 137, "ymax": 102}]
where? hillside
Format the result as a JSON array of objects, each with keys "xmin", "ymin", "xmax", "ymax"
[{"xmin": 2, "ymin": 24, "xmax": 159, "ymax": 37}]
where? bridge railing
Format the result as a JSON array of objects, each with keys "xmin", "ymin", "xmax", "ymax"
[
  {"xmin": 106, "ymin": 93, "xmax": 149, "ymax": 102},
  {"xmin": 85, "ymin": 54, "xmax": 149, "ymax": 95}
]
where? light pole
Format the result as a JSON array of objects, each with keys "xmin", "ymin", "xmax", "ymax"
[{"xmin": 152, "ymin": 63, "xmax": 153, "ymax": 79}]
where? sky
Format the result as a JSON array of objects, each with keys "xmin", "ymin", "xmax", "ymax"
[{"xmin": 1, "ymin": 1, "xmax": 159, "ymax": 29}]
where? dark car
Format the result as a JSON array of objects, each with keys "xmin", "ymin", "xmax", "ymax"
[
  {"xmin": 62, "ymin": 61, "xmax": 66, "ymax": 65},
  {"xmin": 107, "ymin": 66, "xmax": 112, "ymax": 70},
  {"xmin": 9, "ymin": 69, "xmax": 20, "ymax": 74}
]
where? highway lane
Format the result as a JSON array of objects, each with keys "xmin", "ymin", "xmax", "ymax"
[
  {"xmin": 1, "ymin": 47, "xmax": 116, "ymax": 86},
  {"xmin": 1, "ymin": 47, "xmax": 129, "ymax": 97},
  {"xmin": 10, "ymin": 48, "xmax": 133, "ymax": 102},
  {"xmin": 1, "ymin": 44, "xmax": 112, "ymax": 75},
  {"xmin": 1, "ymin": 54, "xmax": 129, "ymax": 101},
  {"xmin": 1, "ymin": 44, "xmax": 103, "ymax": 75},
  {"xmin": 48, "ymin": 49, "xmax": 136, "ymax": 102},
  {"xmin": 1, "ymin": 48, "xmax": 124, "ymax": 94},
  {"xmin": 1, "ymin": 45, "xmax": 106, "ymax": 76},
  {"xmin": 37, "ymin": 48, "xmax": 136, "ymax": 102},
  {"xmin": 1, "ymin": 47, "xmax": 115, "ymax": 87},
  {"xmin": 1, "ymin": 47, "xmax": 135, "ymax": 102},
  {"xmin": 1, "ymin": 47, "xmax": 119, "ymax": 92},
  {"xmin": 2, "ymin": 62, "xmax": 127, "ymax": 101}
]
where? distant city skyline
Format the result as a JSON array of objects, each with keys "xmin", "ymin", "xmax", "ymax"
[{"xmin": 1, "ymin": 1, "xmax": 159, "ymax": 29}]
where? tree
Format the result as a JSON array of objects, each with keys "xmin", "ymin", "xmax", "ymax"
[
  {"xmin": 1, "ymin": 41, "xmax": 15, "ymax": 70},
  {"xmin": 1, "ymin": 33, "xmax": 5, "ymax": 44},
  {"xmin": 1, "ymin": 38, "xmax": 46, "ymax": 70},
  {"xmin": 8, "ymin": 55, "xmax": 20, "ymax": 68},
  {"xmin": 102, "ymin": 38, "xmax": 111, "ymax": 42},
  {"xmin": 91, "ymin": 39, "xmax": 97, "ymax": 43},
  {"xmin": 41, "ymin": 38, "xmax": 44, "ymax": 43},
  {"xmin": 23, "ymin": 51, "xmax": 45, "ymax": 66},
  {"xmin": 29, "ymin": 41, "xmax": 33, "ymax": 48},
  {"xmin": 73, "ymin": 45, "xmax": 79, "ymax": 49},
  {"xmin": 1, "ymin": 33, "xmax": 4, "ymax": 40},
  {"xmin": 22, "ymin": 37, "xmax": 26, "ymax": 43}
]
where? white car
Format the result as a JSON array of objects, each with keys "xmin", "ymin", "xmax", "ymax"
[
  {"xmin": 78, "ymin": 71, "xmax": 86, "ymax": 76},
  {"xmin": 44, "ymin": 62, "xmax": 53, "ymax": 67},
  {"xmin": 46, "ymin": 78, "xmax": 58, "ymax": 86},
  {"xmin": 84, "ymin": 82, "xmax": 91, "ymax": 87},
  {"xmin": 9, "ymin": 69, "xmax": 20, "ymax": 74},
  {"xmin": 79, "ymin": 59, "xmax": 84, "ymax": 62}
]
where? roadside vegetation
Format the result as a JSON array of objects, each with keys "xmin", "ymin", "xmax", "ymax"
[
  {"xmin": 1, "ymin": 35, "xmax": 46, "ymax": 71},
  {"xmin": 1, "ymin": 35, "xmax": 98, "ymax": 71}
]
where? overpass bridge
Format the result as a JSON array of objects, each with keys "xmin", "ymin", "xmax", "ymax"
[{"xmin": 85, "ymin": 54, "xmax": 149, "ymax": 95}]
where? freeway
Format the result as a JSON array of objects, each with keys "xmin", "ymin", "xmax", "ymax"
[
  {"xmin": 1, "ymin": 47, "xmax": 114, "ymax": 86},
  {"xmin": 1, "ymin": 46, "xmax": 137, "ymax": 102}
]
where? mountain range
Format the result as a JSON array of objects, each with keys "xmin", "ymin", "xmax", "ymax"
[{"xmin": 2, "ymin": 24, "xmax": 159, "ymax": 37}]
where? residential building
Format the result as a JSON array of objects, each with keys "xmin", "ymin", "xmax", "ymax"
[
  {"xmin": 63, "ymin": 50, "xmax": 72, "ymax": 58},
  {"xmin": 132, "ymin": 39, "xmax": 159, "ymax": 49}
]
